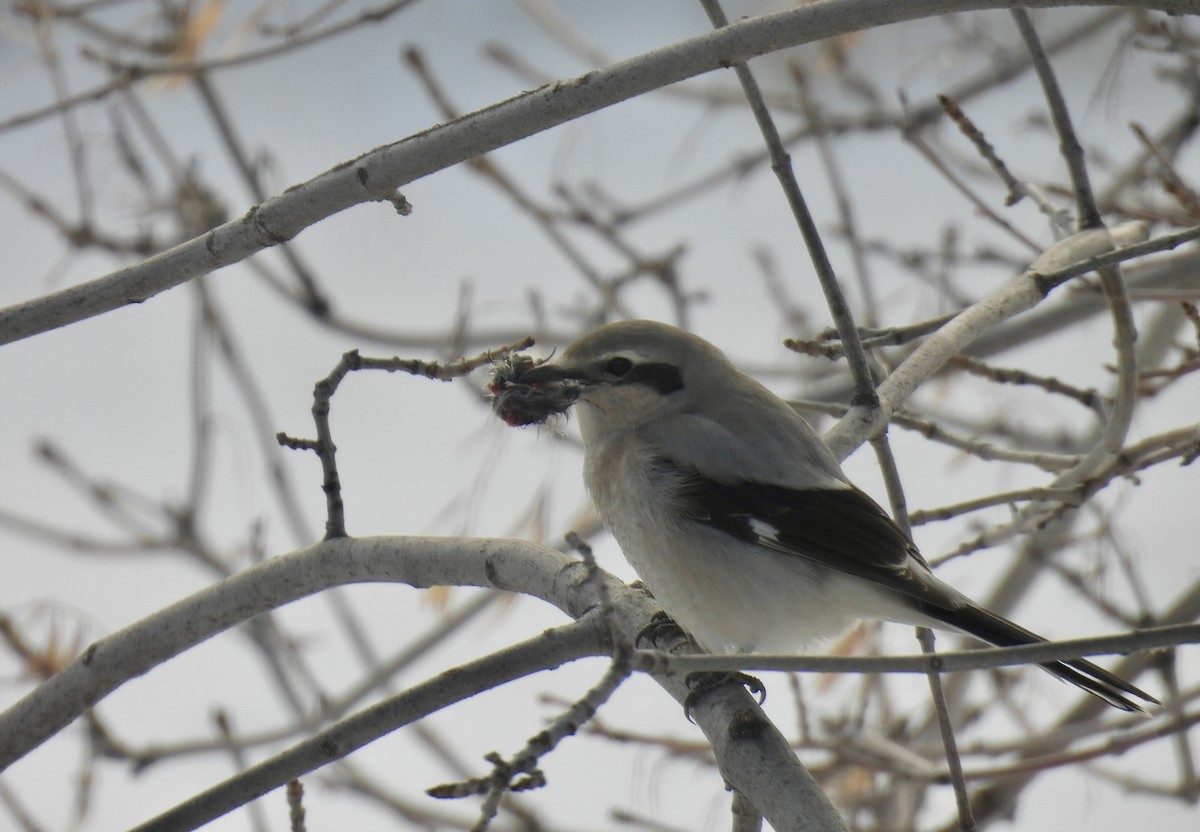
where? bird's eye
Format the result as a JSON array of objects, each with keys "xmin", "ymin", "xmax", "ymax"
[{"xmin": 605, "ymin": 356, "xmax": 633, "ymax": 377}]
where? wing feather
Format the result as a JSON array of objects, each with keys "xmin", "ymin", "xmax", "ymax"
[
  {"xmin": 656, "ymin": 456, "xmax": 957, "ymax": 612},
  {"xmin": 650, "ymin": 457, "xmax": 1159, "ymax": 712}
]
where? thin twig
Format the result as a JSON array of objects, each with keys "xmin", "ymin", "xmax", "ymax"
[
  {"xmin": 286, "ymin": 780, "xmax": 306, "ymax": 832},
  {"xmin": 903, "ymin": 97, "xmax": 1043, "ymax": 253},
  {"xmin": 936, "ymin": 93, "xmax": 1073, "ymax": 233},
  {"xmin": 428, "ymin": 656, "xmax": 633, "ymax": 832},
  {"xmin": 909, "ymin": 486, "xmax": 1081, "ymax": 527},
  {"xmin": 870, "ymin": 431, "xmax": 974, "ymax": 831},
  {"xmin": 785, "ymin": 312, "xmax": 960, "ymax": 359},
  {"xmin": 636, "ymin": 621, "xmax": 1200, "ymax": 677},
  {"xmin": 698, "ymin": 0, "xmax": 876, "ymax": 417},
  {"xmin": 1013, "ymin": 9, "xmax": 1141, "ymax": 493},
  {"xmin": 792, "ymin": 62, "xmax": 879, "ymax": 325},
  {"xmin": 278, "ymin": 337, "xmax": 535, "ymax": 538},
  {"xmin": 946, "ymin": 354, "xmax": 1105, "ymax": 415},
  {"xmin": 935, "ymin": 423, "xmax": 1200, "ymax": 564},
  {"xmin": 1011, "ymin": 10, "xmax": 1100, "ymax": 230}
]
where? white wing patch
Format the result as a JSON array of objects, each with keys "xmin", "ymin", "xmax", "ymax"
[{"xmin": 748, "ymin": 517, "xmax": 781, "ymax": 542}]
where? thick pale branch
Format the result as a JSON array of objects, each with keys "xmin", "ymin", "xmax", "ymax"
[
  {"xmin": 824, "ymin": 222, "xmax": 1151, "ymax": 458},
  {"xmin": 130, "ymin": 623, "xmax": 598, "ymax": 832},
  {"xmin": 0, "ymin": 535, "xmax": 848, "ymax": 830},
  {"xmin": 0, "ymin": 1, "xmax": 1190, "ymax": 345},
  {"xmin": 0, "ymin": 536, "xmax": 597, "ymax": 771}
]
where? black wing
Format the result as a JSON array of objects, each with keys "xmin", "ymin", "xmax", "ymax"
[
  {"xmin": 656, "ymin": 456, "xmax": 957, "ymax": 612},
  {"xmin": 658, "ymin": 457, "xmax": 1159, "ymax": 712}
]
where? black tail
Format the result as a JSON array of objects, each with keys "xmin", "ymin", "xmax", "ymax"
[{"xmin": 935, "ymin": 604, "xmax": 1158, "ymax": 714}]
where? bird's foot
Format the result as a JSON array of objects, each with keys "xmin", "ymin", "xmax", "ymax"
[
  {"xmin": 683, "ymin": 671, "xmax": 767, "ymax": 722},
  {"xmin": 635, "ymin": 610, "xmax": 690, "ymax": 650}
]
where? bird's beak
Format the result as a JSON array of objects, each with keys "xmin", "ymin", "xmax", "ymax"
[{"xmin": 515, "ymin": 361, "xmax": 586, "ymax": 385}]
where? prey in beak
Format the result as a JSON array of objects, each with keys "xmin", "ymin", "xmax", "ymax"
[{"xmin": 488, "ymin": 353, "xmax": 581, "ymax": 427}]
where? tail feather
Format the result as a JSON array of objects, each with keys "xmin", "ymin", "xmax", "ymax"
[{"xmin": 934, "ymin": 604, "xmax": 1159, "ymax": 714}]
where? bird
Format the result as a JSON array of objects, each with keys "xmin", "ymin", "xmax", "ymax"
[{"xmin": 498, "ymin": 319, "xmax": 1157, "ymax": 713}]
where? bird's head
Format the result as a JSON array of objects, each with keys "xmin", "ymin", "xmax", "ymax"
[{"xmin": 492, "ymin": 320, "xmax": 731, "ymax": 440}]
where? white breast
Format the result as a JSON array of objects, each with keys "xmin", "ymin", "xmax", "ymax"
[{"xmin": 582, "ymin": 432, "xmax": 882, "ymax": 653}]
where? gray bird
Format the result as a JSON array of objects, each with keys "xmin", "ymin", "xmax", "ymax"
[{"xmin": 504, "ymin": 319, "xmax": 1156, "ymax": 713}]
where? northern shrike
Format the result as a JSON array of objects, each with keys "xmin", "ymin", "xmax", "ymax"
[{"xmin": 494, "ymin": 320, "xmax": 1156, "ymax": 713}]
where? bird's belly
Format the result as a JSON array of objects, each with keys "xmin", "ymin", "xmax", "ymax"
[
  {"xmin": 629, "ymin": 523, "xmax": 873, "ymax": 653},
  {"xmin": 585, "ymin": 445, "xmax": 866, "ymax": 653}
]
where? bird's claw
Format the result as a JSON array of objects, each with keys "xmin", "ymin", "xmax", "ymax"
[
  {"xmin": 635, "ymin": 610, "xmax": 688, "ymax": 650},
  {"xmin": 683, "ymin": 671, "xmax": 767, "ymax": 722}
]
